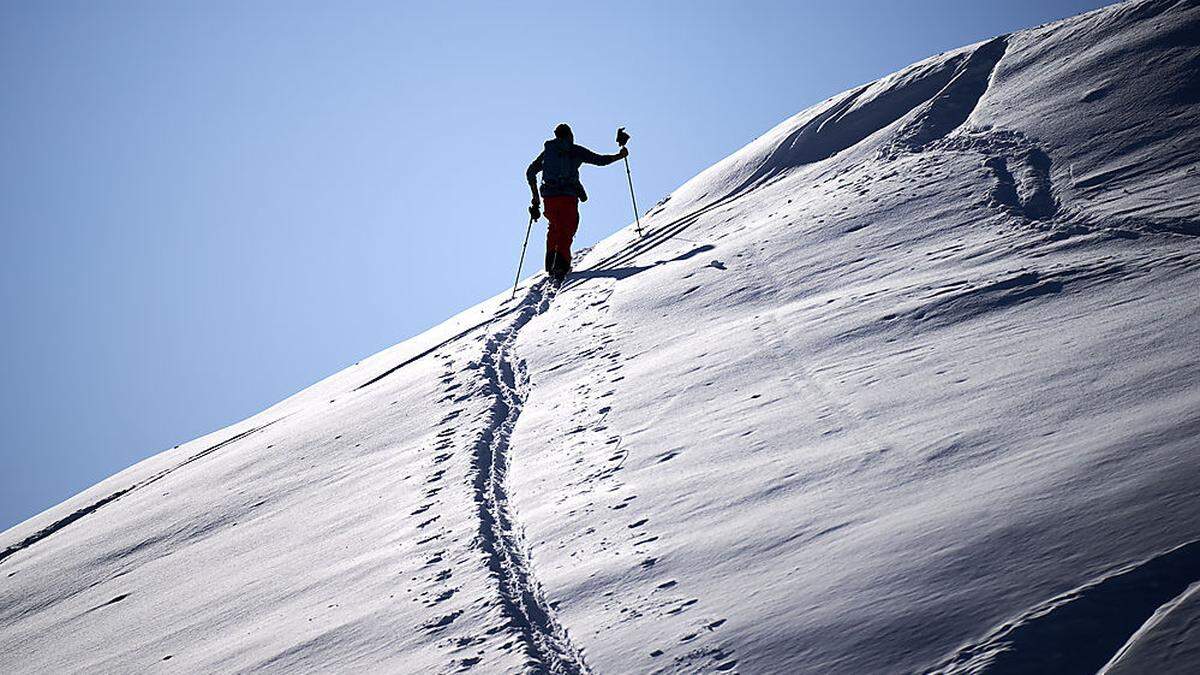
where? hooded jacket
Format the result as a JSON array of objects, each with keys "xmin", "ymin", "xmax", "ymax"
[{"xmin": 527, "ymin": 137, "xmax": 623, "ymax": 202}]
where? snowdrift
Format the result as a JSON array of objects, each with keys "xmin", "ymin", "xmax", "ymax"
[{"xmin": 3, "ymin": 1, "xmax": 1198, "ymax": 672}]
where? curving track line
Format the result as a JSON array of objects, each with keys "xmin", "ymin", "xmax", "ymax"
[{"xmin": 470, "ymin": 278, "xmax": 589, "ymax": 674}]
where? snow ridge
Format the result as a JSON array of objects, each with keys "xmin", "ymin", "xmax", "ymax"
[
  {"xmin": 470, "ymin": 279, "xmax": 589, "ymax": 675},
  {"xmin": 933, "ymin": 539, "xmax": 1200, "ymax": 674},
  {"xmin": 892, "ymin": 36, "xmax": 1009, "ymax": 152}
]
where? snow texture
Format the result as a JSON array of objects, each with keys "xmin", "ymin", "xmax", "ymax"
[{"xmin": 3, "ymin": 1, "xmax": 1199, "ymax": 672}]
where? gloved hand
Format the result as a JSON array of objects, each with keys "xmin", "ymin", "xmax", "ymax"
[
  {"xmin": 529, "ymin": 200, "xmax": 541, "ymax": 220},
  {"xmin": 617, "ymin": 146, "xmax": 629, "ymax": 159}
]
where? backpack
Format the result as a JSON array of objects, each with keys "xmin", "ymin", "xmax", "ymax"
[{"xmin": 540, "ymin": 139, "xmax": 586, "ymax": 201}]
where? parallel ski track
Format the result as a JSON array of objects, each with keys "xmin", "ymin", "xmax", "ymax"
[
  {"xmin": 471, "ymin": 278, "xmax": 589, "ymax": 675},
  {"xmin": 0, "ymin": 419, "xmax": 280, "ymax": 567}
]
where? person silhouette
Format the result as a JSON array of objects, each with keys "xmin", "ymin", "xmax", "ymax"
[{"xmin": 526, "ymin": 123, "xmax": 627, "ymax": 281}]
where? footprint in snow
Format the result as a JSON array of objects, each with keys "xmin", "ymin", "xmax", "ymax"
[
  {"xmin": 422, "ymin": 610, "xmax": 462, "ymax": 632},
  {"xmin": 665, "ymin": 598, "xmax": 699, "ymax": 615},
  {"xmin": 656, "ymin": 450, "xmax": 681, "ymax": 463}
]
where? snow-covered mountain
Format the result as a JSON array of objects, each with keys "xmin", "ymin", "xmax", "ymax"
[{"xmin": 3, "ymin": 1, "xmax": 1198, "ymax": 672}]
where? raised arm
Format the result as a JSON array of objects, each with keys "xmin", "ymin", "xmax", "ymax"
[{"xmin": 572, "ymin": 144, "xmax": 627, "ymax": 167}]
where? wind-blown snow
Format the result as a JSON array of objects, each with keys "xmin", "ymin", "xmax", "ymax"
[{"xmin": 3, "ymin": 1, "xmax": 1199, "ymax": 673}]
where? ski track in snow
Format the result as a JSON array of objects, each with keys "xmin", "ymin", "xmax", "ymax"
[{"xmin": 469, "ymin": 278, "xmax": 589, "ymax": 675}]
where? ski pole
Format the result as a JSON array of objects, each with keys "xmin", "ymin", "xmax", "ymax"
[
  {"xmin": 623, "ymin": 156, "xmax": 644, "ymax": 237},
  {"xmin": 512, "ymin": 208, "xmax": 536, "ymax": 299},
  {"xmin": 615, "ymin": 127, "xmax": 644, "ymax": 237}
]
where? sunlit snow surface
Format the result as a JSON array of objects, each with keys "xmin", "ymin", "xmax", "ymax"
[{"xmin": 3, "ymin": 1, "xmax": 1198, "ymax": 672}]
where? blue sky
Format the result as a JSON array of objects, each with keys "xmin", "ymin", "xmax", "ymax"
[{"xmin": 0, "ymin": 0, "xmax": 1109, "ymax": 531}]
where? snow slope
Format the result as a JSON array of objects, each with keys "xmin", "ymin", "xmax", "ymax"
[{"xmin": 3, "ymin": 1, "xmax": 1198, "ymax": 672}]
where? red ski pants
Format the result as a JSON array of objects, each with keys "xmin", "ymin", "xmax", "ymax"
[{"xmin": 544, "ymin": 195, "xmax": 579, "ymax": 265}]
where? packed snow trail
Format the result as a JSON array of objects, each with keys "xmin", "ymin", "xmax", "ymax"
[{"xmin": 469, "ymin": 279, "xmax": 589, "ymax": 674}]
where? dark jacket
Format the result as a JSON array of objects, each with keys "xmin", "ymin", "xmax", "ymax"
[{"xmin": 527, "ymin": 137, "xmax": 623, "ymax": 202}]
